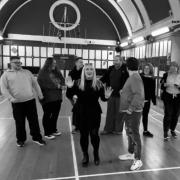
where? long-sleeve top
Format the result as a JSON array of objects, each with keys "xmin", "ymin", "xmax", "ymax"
[
  {"xmin": 37, "ymin": 70, "xmax": 65, "ymax": 103},
  {"xmin": 140, "ymin": 73, "xmax": 156, "ymax": 105},
  {"xmin": 66, "ymin": 80, "xmax": 107, "ymax": 128},
  {"xmin": 0, "ymin": 68, "xmax": 43, "ymax": 103},
  {"xmin": 120, "ymin": 72, "xmax": 144, "ymax": 112},
  {"xmin": 100, "ymin": 64, "xmax": 129, "ymax": 96}
]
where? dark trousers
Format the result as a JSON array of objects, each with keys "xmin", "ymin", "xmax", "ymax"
[
  {"xmin": 122, "ymin": 112, "xmax": 142, "ymax": 160},
  {"xmin": 104, "ymin": 96, "xmax": 124, "ymax": 132},
  {"xmin": 80, "ymin": 127, "xmax": 100, "ymax": 155},
  {"xmin": 72, "ymin": 102, "xmax": 80, "ymax": 129},
  {"xmin": 162, "ymin": 93, "xmax": 180, "ymax": 135},
  {"xmin": 42, "ymin": 100, "xmax": 62, "ymax": 136},
  {"xmin": 12, "ymin": 99, "xmax": 42, "ymax": 143},
  {"xmin": 142, "ymin": 101, "xmax": 151, "ymax": 131}
]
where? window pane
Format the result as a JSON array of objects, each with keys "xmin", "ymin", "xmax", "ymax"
[
  {"xmin": 108, "ymin": 51, "xmax": 114, "ymax": 60},
  {"xmin": 26, "ymin": 58, "xmax": 33, "ymax": 66},
  {"xmin": 168, "ymin": 40, "xmax": 171, "ymax": 54},
  {"xmin": 83, "ymin": 60, "xmax": 88, "ymax": 64},
  {"xmin": 62, "ymin": 48, "xmax": 68, "ymax": 55},
  {"xmin": 34, "ymin": 58, "xmax": 40, "ymax": 67},
  {"xmin": 18, "ymin": 46, "xmax": 25, "ymax": 56},
  {"xmin": 159, "ymin": 41, "xmax": 164, "ymax": 56},
  {"xmin": 69, "ymin": 48, "xmax": 75, "ymax": 55},
  {"xmin": 102, "ymin": 50, "xmax": 108, "ymax": 60},
  {"xmin": 152, "ymin": 43, "xmax": 156, "ymax": 57},
  {"xmin": 102, "ymin": 60, "xmax": 107, "ymax": 69},
  {"xmin": 41, "ymin": 47, "xmax": 47, "ymax": 57},
  {"xmin": 96, "ymin": 50, "xmax": 101, "ymax": 59},
  {"xmin": 108, "ymin": 61, "xmax": 113, "ymax": 67},
  {"xmin": 54, "ymin": 48, "xmax": 61, "ymax": 54},
  {"xmin": 82, "ymin": 49, "xmax": 88, "ymax": 59},
  {"xmin": 33, "ymin": 47, "xmax": 39, "ymax": 57},
  {"xmin": 26, "ymin": 46, "xmax": 32, "ymax": 56},
  {"xmin": 96, "ymin": 60, "xmax": 101, "ymax": 69},
  {"xmin": 89, "ymin": 60, "xmax": 95, "ymax": 67},
  {"xmin": 41, "ymin": 58, "xmax": 46, "ymax": 67},
  {"xmin": 11, "ymin": 46, "xmax": 18, "ymax": 56},
  {"xmin": 20, "ymin": 57, "xmax": 25, "ymax": 66},
  {"xmin": 47, "ymin": 47, "xmax": 54, "ymax": 57},
  {"xmin": 3, "ymin": 45, "xmax": 10, "ymax": 56},
  {"xmin": 163, "ymin": 40, "xmax": 168, "ymax": 56},
  {"xmin": 155, "ymin": 42, "xmax": 159, "ymax": 57},
  {"xmin": 3, "ymin": 57, "xmax": 10, "ymax": 69},
  {"xmin": 89, "ymin": 50, "xmax": 95, "ymax": 59},
  {"xmin": 76, "ymin": 49, "xmax": 82, "ymax": 57}
]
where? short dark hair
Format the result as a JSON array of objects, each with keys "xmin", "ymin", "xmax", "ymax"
[
  {"xmin": 126, "ymin": 57, "xmax": 139, "ymax": 71},
  {"xmin": 10, "ymin": 56, "xmax": 20, "ymax": 61},
  {"xmin": 75, "ymin": 57, "xmax": 82, "ymax": 62}
]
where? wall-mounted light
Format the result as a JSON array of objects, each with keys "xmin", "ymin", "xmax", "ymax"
[
  {"xmin": 151, "ymin": 27, "xmax": 169, "ymax": 37},
  {"xmin": 132, "ymin": 36, "xmax": 144, "ymax": 43},
  {"xmin": 120, "ymin": 42, "xmax": 128, "ymax": 47}
]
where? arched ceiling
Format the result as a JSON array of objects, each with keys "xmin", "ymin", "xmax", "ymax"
[{"xmin": 0, "ymin": 0, "xmax": 180, "ymax": 45}]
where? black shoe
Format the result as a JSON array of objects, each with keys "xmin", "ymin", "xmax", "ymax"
[
  {"xmin": 82, "ymin": 153, "xmax": 89, "ymax": 167},
  {"xmin": 33, "ymin": 139, "xmax": 46, "ymax": 146},
  {"xmin": 143, "ymin": 131, "xmax": 153, "ymax": 137},
  {"xmin": 164, "ymin": 133, "xmax": 170, "ymax": 141},
  {"xmin": 171, "ymin": 131, "xmax": 177, "ymax": 138},
  {"xmin": 16, "ymin": 141, "xmax": 25, "ymax": 147},
  {"xmin": 94, "ymin": 151, "xmax": 100, "ymax": 166}
]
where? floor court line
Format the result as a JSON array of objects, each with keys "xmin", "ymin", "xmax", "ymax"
[{"xmin": 35, "ymin": 165, "xmax": 180, "ymax": 180}]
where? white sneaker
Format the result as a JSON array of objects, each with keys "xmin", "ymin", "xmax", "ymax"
[
  {"xmin": 118, "ymin": 153, "xmax": 134, "ymax": 160},
  {"xmin": 44, "ymin": 135, "xmax": 56, "ymax": 140},
  {"xmin": 52, "ymin": 131, "xmax": 62, "ymax": 136},
  {"xmin": 130, "ymin": 160, "xmax": 143, "ymax": 171}
]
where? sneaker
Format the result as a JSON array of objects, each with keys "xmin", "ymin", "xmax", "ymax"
[
  {"xmin": 44, "ymin": 135, "xmax": 56, "ymax": 139},
  {"xmin": 164, "ymin": 136, "xmax": 170, "ymax": 141},
  {"xmin": 171, "ymin": 131, "xmax": 177, "ymax": 138},
  {"xmin": 118, "ymin": 153, "xmax": 134, "ymax": 160},
  {"xmin": 16, "ymin": 141, "xmax": 25, "ymax": 147},
  {"xmin": 113, "ymin": 131, "xmax": 122, "ymax": 135},
  {"xmin": 72, "ymin": 129, "xmax": 79, "ymax": 134},
  {"xmin": 130, "ymin": 160, "xmax": 143, "ymax": 171},
  {"xmin": 52, "ymin": 131, "xmax": 62, "ymax": 136},
  {"xmin": 33, "ymin": 139, "xmax": 46, "ymax": 146},
  {"xmin": 143, "ymin": 131, "xmax": 153, "ymax": 137}
]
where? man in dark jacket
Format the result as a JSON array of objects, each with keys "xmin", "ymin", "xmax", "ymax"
[
  {"xmin": 68, "ymin": 57, "xmax": 83, "ymax": 133},
  {"xmin": 100, "ymin": 55, "xmax": 129, "ymax": 135}
]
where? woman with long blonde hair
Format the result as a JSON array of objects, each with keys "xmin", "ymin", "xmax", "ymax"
[{"xmin": 66, "ymin": 63, "xmax": 112, "ymax": 167}]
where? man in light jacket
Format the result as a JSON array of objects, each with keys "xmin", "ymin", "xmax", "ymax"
[{"xmin": 0, "ymin": 56, "xmax": 46, "ymax": 147}]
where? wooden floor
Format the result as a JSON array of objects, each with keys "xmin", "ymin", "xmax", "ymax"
[{"xmin": 0, "ymin": 95, "xmax": 180, "ymax": 180}]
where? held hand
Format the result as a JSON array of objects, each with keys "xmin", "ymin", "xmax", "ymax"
[
  {"xmin": 65, "ymin": 76, "xmax": 74, "ymax": 88},
  {"xmin": 105, "ymin": 87, "xmax": 113, "ymax": 98}
]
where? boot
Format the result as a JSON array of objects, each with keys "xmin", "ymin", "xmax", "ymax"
[
  {"xmin": 82, "ymin": 152, "xmax": 89, "ymax": 167},
  {"xmin": 94, "ymin": 151, "xmax": 100, "ymax": 166}
]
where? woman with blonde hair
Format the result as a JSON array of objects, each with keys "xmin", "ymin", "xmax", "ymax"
[
  {"xmin": 140, "ymin": 63, "xmax": 156, "ymax": 137},
  {"xmin": 66, "ymin": 63, "xmax": 112, "ymax": 167},
  {"xmin": 160, "ymin": 61, "xmax": 180, "ymax": 140}
]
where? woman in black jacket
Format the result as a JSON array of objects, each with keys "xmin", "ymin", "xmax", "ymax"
[
  {"xmin": 140, "ymin": 63, "xmax": 156, "ymax": 137},
  {"xmin": 37, "ymin": 58, "xmax": 65, "ymax": 140},
  {"xmin": 66, "ymin": 63, "xmax": 112, "ymax": 167}
]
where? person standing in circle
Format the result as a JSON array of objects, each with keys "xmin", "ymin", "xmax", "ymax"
[
  {"xmin": 66, "ymin": 63, "xmax": 112, "ymax": 167},
  {"xmin": 37, "ymin": 57, "xmax": 65, "ymax": 140}
]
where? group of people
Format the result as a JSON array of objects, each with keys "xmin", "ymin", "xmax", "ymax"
[{"xmin": 0, "ymin": 54, "xmax": 180, "ymax": 171}]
